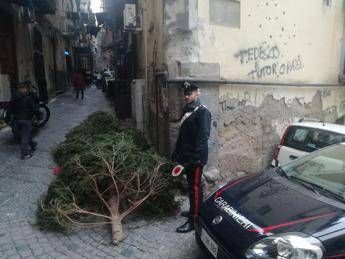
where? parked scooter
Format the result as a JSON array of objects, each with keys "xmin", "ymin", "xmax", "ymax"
[{"xmin": 25, "ymin": 81, "xmax": 50, "ymax": 128}]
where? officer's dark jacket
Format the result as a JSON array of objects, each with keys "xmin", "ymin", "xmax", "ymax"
[
  {"xmin": 10, "ymin": 92, "xmax": 37, "ymax": 121},
  {"xmin": 173, "ymin": 101, "xmax": 211, "ymax": 166}
]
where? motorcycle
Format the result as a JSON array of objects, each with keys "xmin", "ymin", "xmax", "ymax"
[
  {"xmin": 0, "ymin": 81, "xmax": 50, "ymax": 130},
  {"xmin": 25, "ymin": 81, "xmax": 50, "ymax": 128}
]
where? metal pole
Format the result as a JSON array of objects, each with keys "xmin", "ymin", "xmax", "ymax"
[{"xmin": 166, "ymin": 77, "xmax": 343, "ymax": 87}]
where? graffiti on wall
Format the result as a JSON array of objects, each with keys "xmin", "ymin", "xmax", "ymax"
[
  {"xmin": 219, "ymin": 90, "xmax": 259, "ymax": 113},
  {"xmin": 247, "ymin": 55, "xmax": 303, "ymax": 80},
  {"xmin": 323, "ymin": 105, "xmax": 338, "ymax": 121},
  {"xmin": 234, "ymin": 43, "xmax": 281, "ymax": 64},
  {"xmin": 234, "ymin": 42, "xmax": 304, "ymax": 80},
  {"xmin": 339, "ymin": 99, "xmax": 345, "ymax": 113}
]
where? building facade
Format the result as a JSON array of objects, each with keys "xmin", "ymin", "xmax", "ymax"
[
  {"xmin": 0, "ymin": 0, "xmax": 93, "ymax": 102},
  {"xmin": 103, "ymin": 0, "xmax": 345, "ymax": 181}
]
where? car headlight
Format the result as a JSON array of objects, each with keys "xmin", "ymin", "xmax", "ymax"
[{"xmin": 245, "ymin": 233, "xmax": 324, "ymax": 259}]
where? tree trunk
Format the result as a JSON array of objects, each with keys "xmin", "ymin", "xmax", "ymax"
[
  {"xmin": 110, "ymin": 214, "xmax": 124, "ymax": 245},
  {"xmin": 108, "ymin": 196, "xmax": 124, "ymax": 245}
]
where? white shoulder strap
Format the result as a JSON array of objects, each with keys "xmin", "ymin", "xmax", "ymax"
[{"xmin": 179, "ymin": 106, "xmax": 200, "ymax": 126}]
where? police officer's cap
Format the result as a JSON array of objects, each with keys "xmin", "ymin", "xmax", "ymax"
[{"xmin": 183, "ymin": 81, "xmax": 199, "ymax": 95}]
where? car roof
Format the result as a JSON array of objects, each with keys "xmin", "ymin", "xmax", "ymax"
[{"xmin": 291, "ymin": 121, "xmax": 345, "ymax": 135}]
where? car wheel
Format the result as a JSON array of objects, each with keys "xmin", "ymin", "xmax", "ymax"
[{"xmin": 33, "ymin": 104, "xmax": 50, "ymax": 128}]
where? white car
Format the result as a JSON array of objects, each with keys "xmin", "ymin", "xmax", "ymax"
[{"xmin": 271, "ymin": 119, "xmax": 345, "ymax": 167}]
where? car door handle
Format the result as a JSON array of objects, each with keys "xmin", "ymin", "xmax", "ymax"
[{"xmin": 289, "ymin": 155, "xmax": 298, "ymax": 160}]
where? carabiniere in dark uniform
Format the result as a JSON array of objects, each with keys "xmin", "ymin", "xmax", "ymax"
[{"xmin": 173, "ymin": 81, "xmax": 212, "ymax": 233}]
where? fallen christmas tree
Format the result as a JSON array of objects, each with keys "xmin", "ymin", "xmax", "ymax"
[{"xmin": 36, "ymin": 112, "xmax": 183, "ymax": 244}]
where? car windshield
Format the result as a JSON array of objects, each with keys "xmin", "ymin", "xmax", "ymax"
[{"xmin": 281, "ymin": 144, "xmax": 345, "ymax": 201}]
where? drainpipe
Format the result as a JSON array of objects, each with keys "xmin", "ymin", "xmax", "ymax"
[
  {"xmin": 149, "ymin": 70, "xmax": 167, "ymax": 153},
  {"xmin": 143, "ymin": 4, "xmax": 148, "ymax": 90},
  {"xmin": 141, "ymin": 2, "xmax": 155, "ymax": 145}
]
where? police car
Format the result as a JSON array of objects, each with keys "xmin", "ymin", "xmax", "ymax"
[{"xmin": 196, "ymin": 143, "xmax": 345, "ymax": 259}]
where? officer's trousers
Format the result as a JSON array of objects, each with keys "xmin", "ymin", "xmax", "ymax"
[{"xmin": 185, "ymin": 164, "xmax": 203, "ymax": 223}]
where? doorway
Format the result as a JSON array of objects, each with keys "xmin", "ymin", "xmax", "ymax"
[{"xmin": 0, "ymin": 9, "xmax": 17, "ymax": 89}]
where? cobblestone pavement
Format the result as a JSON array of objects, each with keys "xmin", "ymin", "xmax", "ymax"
[{"xmin": 0, "ymin": 87, "xmax": 204, "ymax": 259}]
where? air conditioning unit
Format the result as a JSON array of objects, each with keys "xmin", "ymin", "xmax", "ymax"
[{"xmin": 123, "ymin": 4, "xmax": 141, "ymax": 32}]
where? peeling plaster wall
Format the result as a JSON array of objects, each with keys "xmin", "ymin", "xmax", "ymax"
[
  {"xmin": 165, "ymin": 0, "xmax": 200, "ymax": 77},
  {"xmin": 135, "ymin": 0, "xmax": 345, "ymax": 181},
  {"xmin": 136, "ymin": 0, "xmax": 165, "ymax": 77},
  {"xmin": 219, "ymin": 84, "xmax": 345, "ymax": 179},
  {"xmin": 198, "ymin": 0, "xmax": 344, "ymax": 84}
]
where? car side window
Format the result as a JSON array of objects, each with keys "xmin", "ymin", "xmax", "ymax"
[
  {"xmin": 285, "ymin": 126, "xmax": 345, "ymax": 152},
  {"xmin": 292, "ymin": 128, "xmax": 309, "ymax": 142},
  {"xmin": 285, "ymin": 127, "xmax": 318, "ymax": 152}
]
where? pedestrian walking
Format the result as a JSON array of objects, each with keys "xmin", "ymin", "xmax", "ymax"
[
  {"xmin": 84, "ymin": 70, "xmax": 92, "ymax": 88},
  {"xmin": 72, "ymin": 71, "xmax": 86, "ymax": 99},
  {"xmin": 172, "ymin": 81, "xmax": 212, "ymax": 233},
  {"xmin": 10, "ymin": 83, "xmax": 38, "ymax": 159},
  {"xmin": 96, "ymin": 71, "xmax": 102, "ymax": 89}
]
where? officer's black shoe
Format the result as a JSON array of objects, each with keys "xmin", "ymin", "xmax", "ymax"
[
  {"xmin": 176, "ymin": 221, "xmax": 194, "ymax": 233},
  {"xmin": 180, "ymin": 211, "xmax": 190, "ymax": 218}
]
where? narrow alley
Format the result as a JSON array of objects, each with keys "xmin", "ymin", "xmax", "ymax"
[
  {"xmin": 0, "ymin": 87, "xmax": 203, "ymax": 259},
  {"xmin": 2, "ymin": 0, "xmax": 345, "ymax": 258}
]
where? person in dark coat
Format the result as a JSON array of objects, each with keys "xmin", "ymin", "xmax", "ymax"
[
  {"xmin": 172, "ymin": 81, "xmax": 212, "ymax": 233},
  {"xmin": 72, "ymin": 71, "xmax": 86, "ymax": 99},
  {"xmin": 10, "ymin": 83, "xmax": 38, "ymax": 159}
]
